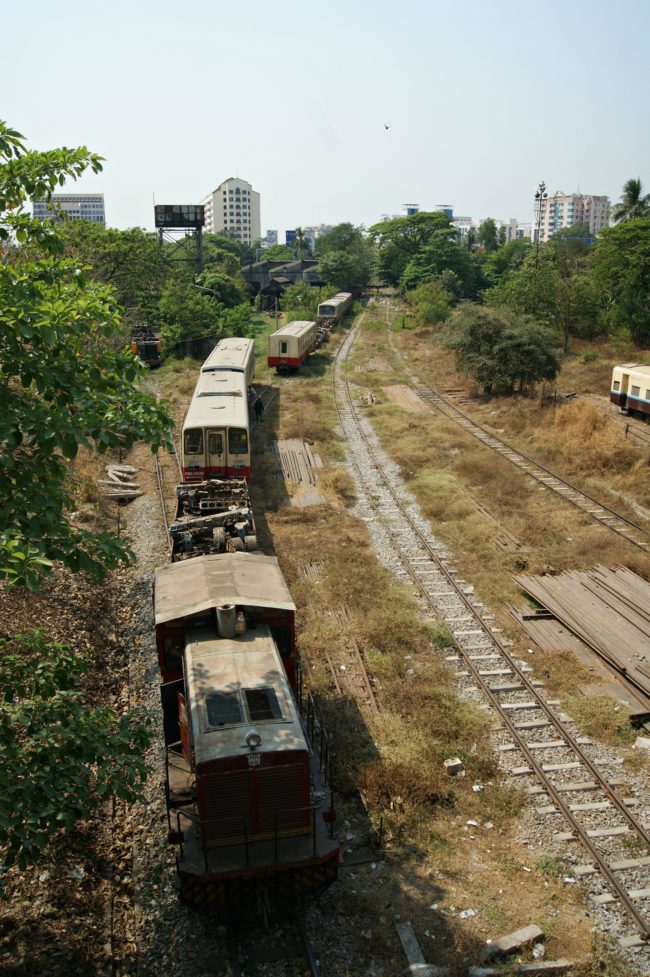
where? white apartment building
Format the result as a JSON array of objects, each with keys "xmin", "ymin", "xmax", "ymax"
[
  {"xmin": 199, "ymin": 178, "xmax": 260, "ymax": 245},
  {"xmin": 32, "ymin": 193, "xmax": 105, "ymax": 224},
  {"xmin": 452, "ymin": 216, "xmax": 531, "ymax": 243},
  {"xmin": 534, "ymin": 191, "xmax": 609, "ymax": 243}
]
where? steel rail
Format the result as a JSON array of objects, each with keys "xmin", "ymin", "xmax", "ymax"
[
  {"xmin": 334, "ymin": 318, "xmax": 650, "ymax": 940},
  {"xmin": 384, "ymin": 326, "xmax": 649, "ymax": 551}
]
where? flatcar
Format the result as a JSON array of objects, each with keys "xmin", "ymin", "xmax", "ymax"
[
  {"xmin": 181, "ymin": 370, "xmax": 251, "ymax": 482},
  {"xmin": 201, "ymin": 336, "xmax": 256, "ymax": 387},
  {"xmin": 610, "ymin": 363, "xmax": 650, "ymax": 420},
  {"xmin": 267, "ymin": 320, "xmax": 318, "ymax": 373},
  {"xmin": 316, "ymin": 291, "xmax": 352, "ymax": 328},
  {"xmin": 154, "ymin": 553, "xmax": 339, "ymax": 916}
]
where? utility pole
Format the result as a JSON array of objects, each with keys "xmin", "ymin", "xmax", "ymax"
[{"xmin": 533, "ymin": 180, "xmax": 548, "ymax": 314}]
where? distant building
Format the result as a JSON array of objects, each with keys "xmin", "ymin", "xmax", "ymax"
[
  {"xmin": 402, "ymin": 203, "xmax": 420, "ymax": 216},
  {"xmin": 534, "ymin": 191, "xmax": 609, "ymax": 243},
  {"xmin": 435, "ymin": 203, "xmax": 454, "ymax": 218},
  {"xmin": 452, "ymin": 216, "xmax": 531, "ymax": 244},
  {"xmin": 199, "ymin": 178, "xmax": 261, "ymax": 245},
  {"xmin": 302, "ymin": 224, "xmax": 333, "ymax": 251},
  {"xmin": 32, "ymin": 193, "xmax": 105, "ymax": 224}
]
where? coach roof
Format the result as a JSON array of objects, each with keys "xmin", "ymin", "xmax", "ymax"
[{"xmin": 154, "ymin": 552, "xmax": 295, "ymax": 625}]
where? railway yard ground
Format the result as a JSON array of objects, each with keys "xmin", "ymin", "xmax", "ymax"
[{"xmin": 1, "ymin": 302, "xmax": 650, "ymax": 976}]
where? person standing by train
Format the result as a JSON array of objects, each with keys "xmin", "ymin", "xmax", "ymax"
[
  {"xmin": 254, "ymin": 395, "xmax": 264, "ymax": 422},
  {"xmin": 247, "ymin": 384, "xmax": 257, "ymax": 410}
]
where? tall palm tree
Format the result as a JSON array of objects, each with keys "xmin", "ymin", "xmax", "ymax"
[
  {"xmin": 611, "ymin": 177, "xmax": 650, "ymax": 223},
  {"xmin": 294, "ymin": 227, "xmax": 311, "ymax": 259}
]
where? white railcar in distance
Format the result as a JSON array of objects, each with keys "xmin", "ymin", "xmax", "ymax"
[
  {"xmin": 316, "ymin": 292, "xmax": 352, "ymax": 327},
  {"xmin": 201, "ymin": 337, "xmax": 256, "ymax": 387},
  {"xmin": 182, "ymin": 370, "xmax": 251, "ymax": 482},
  {"xmin": 267, "ymin": 320, "xmax": 318, "ymax": 372},
  {"xmin": 610, "ymin": 363, "xmax": 650, "ymax": 420}
]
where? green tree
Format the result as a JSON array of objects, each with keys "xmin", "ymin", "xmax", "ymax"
[
  {"xmin": 315, "ymin": 223, "xmax": 373, "ymax": 288},
  {"xmin": 591, "ymin": 217, "xmax": 650, "ymax": 345},
  {"xmin": 262, "ymin": 243, "xmax": 294, "ymax": 261},
  {"xmin": 405, "ymin": 281, "xmax": 452, "ymax": 325},
  {"xmin": 477, "ymin": 217, "xmax": 499, "ymax": 252},
  {"xmin": 56, "ymin": 222, "xmax": 168, "ymax": 332},
  {"xmin": 0, "ymin": 121, "xmax": 173, "ymax": 588},
  {"xmin": 198, "ymin": 270, "xmax": 246, "ymax": 308},
  {"xmin": 0, "ymin": 631, "xmax": 151, "ymax": 869},
  {"xmin": 449, "ymin": 303, "xmax": 559, "ymax": 394},
  {"xmin": 370, "ymin": 211, "xmax": 455, "ymax": 284},
  {"xmin": 319, "ymin": 250, "xmax": 365, "ymax": 292},
  {"xmin": 294, "ymin": 226, "xmax": 311, "ymax": 259},
  {"xmin": 400, "ymin": 231, "xmax": 483, "ymax": 299},
  {"xmin": 282, "ymin": 283, "xmax": 329, "ymax": 319},
  {"xmin": 611, "ymin": 177, "xmax": 650, "ymax": 223},
  {"xmin": 158, "ymin": 282, "xmax": 220, "ymax": 353},
  {"xmin": 481, "ymin": 238, "xmax": 531, "ymax": 286}
]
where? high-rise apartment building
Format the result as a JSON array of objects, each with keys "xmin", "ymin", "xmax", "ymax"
[
  {"xmin": 32, "ymin": 193, "xmax": 105, "ymax": 224},
  {"xmin": 199, "ymin": 178, "xmax": 260, "ymax": 245},
  {"xmin": 534, "ymin": 191, "xmax": 609, "ymax": 243}
]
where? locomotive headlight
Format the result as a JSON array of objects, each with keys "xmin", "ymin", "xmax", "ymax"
[{"xmin": 246, "ymin": 730, "xmax": 262, "ymax": 749}]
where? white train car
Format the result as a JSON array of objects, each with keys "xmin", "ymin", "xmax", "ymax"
[
  {"xmin": 201, "ymin": 337, "xmax": 256, "ymax": 387},
  {"xmin": 267, "ymin": 320, "xmax": 318, "ymax": 372},
  {"xmin": 316, "ymin": 292, "xmax": 353, "ymax": 327},
  {"xmin": 182, "ymin": 370, "xmax": 251, "ymax": 482},
  {"xmin": 610, "ymin": 363, "xmax": 650, "ymax": 420}
]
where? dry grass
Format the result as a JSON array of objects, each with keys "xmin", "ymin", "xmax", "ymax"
[
  {"xmin": 552, "ymin": 401, "xmax": 640, "ymax": 474},
  {"xmin": 564, "ymin": 693, "xmax": 637, "ymax": 747}
]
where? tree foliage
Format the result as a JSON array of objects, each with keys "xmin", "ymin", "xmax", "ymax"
[
  {"xmin": 405, "ymin": 281, "xmax": 452, "ymax": 325},
  {"xmin": 449, "ymin": 303, "xmax": 559, "ymax": 394},
  {"xmin": 591, "ymin": 217, "xmax": 650, "ymax": 345},
  {"xmin": 370, "ymin": 211, "xmax": 456, "ymax": 285},
  {"xmin": 0, "ymin": 120, "xmax": 173, "ymax": 588},
  {"xmin": 316, "ymin": 223, "xmax": 373, "ymax": 288},
  {"xmin": 611, "ymin": 177, "xmax": 650, "ymax": 223},
  {"xmin": 477, "ymin": 217, "xmax": 499, "ymax": 253},
  {"xmin": 0, "ymin": 631, "xmax": 151, "ymax": 869}
]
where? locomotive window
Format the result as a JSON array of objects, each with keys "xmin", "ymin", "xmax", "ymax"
[
  {"xmin": 184, "ymin": 429, "xmax": 203, "ymax": 455},
  {"xmin": 245, "ymin": 687, "xmax": 282, "ymax": 721},
  {"xmin": 631, "ymin": 385, "xmax": 640, "ymax": 397},
  {"xmin": 228, "ymin": 428, "xmax": 248, "ymax": 455},
  {"xmin": 208, "ymin": 432, "xmax": 224, "ymax": 455},
  {"xmin": 206, "ymin": 691, "xmax": 243, "ymax": 727},
  {"xmin": 280, "ymin": 341, "xmax": 288, "ymax": 354},
  {"xmin": 613, "ymin": 381, "xmax": 620, "ymax": 391}
]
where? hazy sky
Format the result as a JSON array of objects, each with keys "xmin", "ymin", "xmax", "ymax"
[{"xmin": 4, "ymin": 0, "xmax": 649, "ymax": 234}]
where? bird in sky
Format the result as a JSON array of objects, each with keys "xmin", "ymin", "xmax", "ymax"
[{"xmin": 384, "ymin": 123, "xmax": 390, "ymax": 130}]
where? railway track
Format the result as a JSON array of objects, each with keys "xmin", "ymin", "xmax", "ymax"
[
  {"xmin": 382, "ymin": 315, "xmax": 650, "ymax": 553},
  {"xmin": 334, "ymin": 316, "xmax": 650, "ymax": 949},
  {"xmin": 227, "ymin": 917, "xmax": 319, "ymax": 976},
  {"xmin": 153, "ymin": 437, "xmax": 182, "ymax": 552}
]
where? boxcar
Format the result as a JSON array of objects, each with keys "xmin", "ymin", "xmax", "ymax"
[
  {"xmin": 267, "ymin": 320, "xmax": 318, "ymax": 372},
  {"xmin": 316, "ymin": 292, "xmax": 352, "ymax": 327},
  {"xmin": 181, "ymin": 370, "xmax": 251, "ymax": 482},
  {"xmin": 201, "ymin": 337, "xmax": 256, "ymax": 386},
  {"xmin": 610, "ymin": 363, "xmax": 650, "ymax": 420},
  {"xmin": 155, "ymin": 554, "xmax": 339, "ymax": 916}
]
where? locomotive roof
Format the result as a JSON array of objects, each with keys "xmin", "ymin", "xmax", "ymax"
[
  {"xmin": 183, "ymin": 370, "xmax": 249, "ymax": 430},
  {"xmin": 154, "ymin": 552, "xmax": 295, "ymax": 625},
  {"xmin": 185, "ymin": 626, "xmax": 307, "ymax": 765},
  {"xmin": 613, "ymin": 363, "xmax": 650, "ymax": 377},
  {"xmin": 201, "ymin": 337, "xmax": 255, "ymax": 373},
  {"xmin": 269, "ymin": 320, "xmax": 316, "ymax": 339}
]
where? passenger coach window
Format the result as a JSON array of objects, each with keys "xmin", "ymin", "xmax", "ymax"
[
  {"xmin": 280, "ymin": 341, "xmax": 288, "ymax": 354},
  {"xmin": 229, "ymin": 428, "xmax": 248, "ymax": 455},
  {"xmin": 631, "ymin": 385, "xmax": 640, "ymax": 397},
  {"xmin": 184, "ymin": 429, "xmax": 203, "ymax": 454},
  {"xmin": 208, "ymin": 432, "xmax": 224, "ymax": 455},
  {"xmin": 613, "ymin": 381, "xmax": 620, "ymax": 391}
]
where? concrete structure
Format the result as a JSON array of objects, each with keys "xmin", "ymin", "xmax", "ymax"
[
  {"xmin": 32, "ymin": 193, "xmax": 105, "ymax": 224},
  {"xmin": 452, "ymin": 216, "xmax": 532, "ymax": 243},
  {"xmin": 534, "ymin": 191, "xmax": 609, "ymax": 243},
  {"xmin": 199, "ymin": 178, "xmax": 260, "ymax": 245}
]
